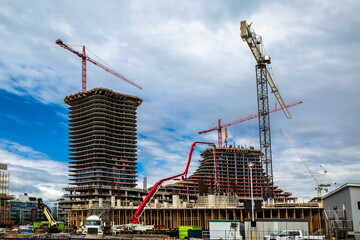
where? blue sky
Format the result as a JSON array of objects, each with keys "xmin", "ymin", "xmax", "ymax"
[{"xmin": 0, "ymin": 0, "xmax": 359, "ymax": 204}]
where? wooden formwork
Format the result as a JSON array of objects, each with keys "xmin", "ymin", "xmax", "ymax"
[{"xmin": 68, "ymin": 205, "xmax": 324, "ymax": 232}]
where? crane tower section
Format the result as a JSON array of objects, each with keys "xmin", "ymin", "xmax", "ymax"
[{"xmin": 240, "ymin": 20, "xmax": 291, "ymax": 198}]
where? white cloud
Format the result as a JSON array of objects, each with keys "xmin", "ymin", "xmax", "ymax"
[
  {"xmin": 0, "ymin": 0, "xmax": 359, "ymax": 201},
  {"xmin": 0, "ymin": 139, "xmax": 68, "ymax": 203}
]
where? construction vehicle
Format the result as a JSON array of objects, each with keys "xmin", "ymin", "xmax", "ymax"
[
  {"xmin": 241, "ymin": 20, "xmax": 294, "ymax": 198},
  {"xmin": 55, "ymin": 39, "xmax": 142, "ymax": 91},
  {"xmin": 37, "ymin": 199, "xmax": 61, "ymax": 233},
  {"xmin": 280, "ymin": 128, "xmax": 331, "ymax": 198},
  {"xmin": 199, "ymin": 101, "xmax": 302, "ymax": 147},
  {"xmin": 81, "ymin": 215, "xmax": 104, "ymax": 235},
  {"xmin": 116, "ymin": 142, "xmax": 217, "ymax": 233}
]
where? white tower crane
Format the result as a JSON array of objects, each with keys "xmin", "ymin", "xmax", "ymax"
[
  {"xmin": 241, "ymin": 20, "xmax": 293, "ymax": 198},
  {"xmin": 280, "ymin": 128, "xmax": 331, "ymax": 198}
]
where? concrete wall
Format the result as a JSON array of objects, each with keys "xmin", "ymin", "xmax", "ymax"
[
  {"xmin": 209, "ymin": 220, "xmax": 243, "ymax": 240},
  {"xmin": 350, "ymin": 186, "xmax": 360, "ymax": 239},
  {"xmin": 323, "ymin": 184, "xmax": 360, "ymax": 240}
]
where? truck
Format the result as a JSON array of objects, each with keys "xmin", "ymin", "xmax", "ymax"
[
  {"xmin": 81, "ymin": 215, "xmax": 104, "ymax": 235},
  {"xmin": 264, "ymin": 230, "xmax": 325, "ymax": 240}
]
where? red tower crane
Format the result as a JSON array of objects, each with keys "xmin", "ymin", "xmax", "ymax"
[
  {"xmin": 55, "ymin": 39, "xmax": 142, "ymax": 91},
  {"xmin": 199, "ymin": 101, "xmax": 303, "ymax": 147}
]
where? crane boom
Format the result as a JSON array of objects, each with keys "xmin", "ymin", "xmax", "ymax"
[
  {"xmin": 38, "ymin": 199, "xmax": 57, "ymax": 226},
  {"xmin": 199, "ymin": 101, "xmax": 302, "ymax": 147},
  {"xmin": 55, "ymin": 39, "xmax": 142, "ymax": 91},
  {"xmin": 280, "ymin": 128, "xmax": 331, "ymax": 198},
  {"xmin": 240, "ymin": 21, "xmax": 290, "ymax": 119},
  {"xmin": 130, "ymin": 142, "xmax": 217, "ymax": 224},
  {"xmin": 280, "ymin": 128, "xmax": 318, "ymax": 184}
]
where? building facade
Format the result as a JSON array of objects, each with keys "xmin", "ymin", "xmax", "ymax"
[
  {"xmin": 323, "ymin": 183, "xmax": 360, "ymax": 240},
  {"xmin": 10, "ymin": 193, "xmax": 42, "ymax": 224}
]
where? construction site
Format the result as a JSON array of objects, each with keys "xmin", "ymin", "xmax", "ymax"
[
  {"xmin": 0, "ymin": 20, "xmax": 353, "ymax": 240},
  {"xmin": 55, "ymin": 20, "xmax": 329, "ymax": 238}
]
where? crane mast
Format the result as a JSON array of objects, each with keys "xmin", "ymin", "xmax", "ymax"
[
  {"xmin": 55, "ymin": 39, "xmax": 142, "ymax": 91},
  {"xmin": 240, "ymin": 20, "xmax": 291, "ymax": 198}
]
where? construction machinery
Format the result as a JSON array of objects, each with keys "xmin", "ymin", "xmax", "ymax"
[
  {"xmin": 118, "ymin": 142, "xmax": 216, "ymax": 232},
  {"xmin": 55, "ymin": 39, "xmax": 142, "ymax": 91},
  {"xmin": 199, "ymin": 101, "xmax": 302, "ymax": 147},
  {"xmin": 37, "ymin": 199, "xmax": 61, "ymax": 233},
  {"xmin": 240, "ymin": 20, "xmax": 293, "ymax": 197},
  {"xmin": 81, "ymin": 215, "xmax": 104, "ymax": 235},
  {"xmin": 280, "ymin": 128, "xmax": 331, "ymax": 198}
]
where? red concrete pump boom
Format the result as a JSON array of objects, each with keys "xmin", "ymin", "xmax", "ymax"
[
  {"xmin": 199, "ymin": 101, "xmax": 303, "ymax": 147},
  {"xmin": 130, "ymin": 142, "xmax": 217, "ymax": 224},
  {"xmin": 55, "ymin": 39, "xmax": 142, "ymax": 91}
]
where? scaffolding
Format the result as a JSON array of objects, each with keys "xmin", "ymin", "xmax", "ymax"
[
  {"xmin": 163, "ymin": 147, "xmax": 294, "ymax": 201},
  {"xmin": 66, "ymin": 199, "xmax": 324, "ymax": 231},
  {"xmin": 0, "ymin": 165, "xmax": 14, "ymax": 225}
]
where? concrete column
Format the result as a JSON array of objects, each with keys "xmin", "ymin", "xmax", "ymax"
[
  {"xmin": 117, "ymin": 199, "xmax": 121, "ymax": 207},
  {"xmin": 208, "ymin": 194, "xmax": 216, "ymax": 208},
  {"xmin": 172, "ymin": 195, "xmax": 180, "ymax": 207},
  {"xmin": 89, "ymin": 200, "xmax": 93, "ymax": 208},
  {"xmin": 99, "ymin": 198, "xmax": 103, "ymax": 207},
  {"xmin": 111, "ymin": 196, "xmax": 115, "ymax": 208}
]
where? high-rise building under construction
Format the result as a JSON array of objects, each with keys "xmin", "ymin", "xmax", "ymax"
[{"xmin": 62, "ymin": 88, "xmax": 145, "ymax": 208}]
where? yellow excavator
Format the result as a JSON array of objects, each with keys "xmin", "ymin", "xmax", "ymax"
[{"xmin": 37, "ymin": 199, "xmax": 61, "ymax": 233}]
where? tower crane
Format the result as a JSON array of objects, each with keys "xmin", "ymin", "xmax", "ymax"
[
  {"xmin": 55, "ymin": 39, "xmax": 142, "ymax": 92},
  {"xmin": 240, "ymin": 20, "xmax": 292, "ymax": 197},
  {"xmin": 280, "ymin": 128, "xmax": 331, "ymax": 198},
  {"xmin": 199, "ymin": 101, "xmax": 302, "ymax": 148}
]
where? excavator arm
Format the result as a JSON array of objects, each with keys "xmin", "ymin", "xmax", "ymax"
[{"xmin": 38, "ymin": 199, "xmax": 57, "ymax": 227}]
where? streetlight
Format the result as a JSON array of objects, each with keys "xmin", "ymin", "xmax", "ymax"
[
  {"xmin": 248, "ymin": 162, "xmax": 255, "ymax": 224},
  {"xmin": 248, "ymin": 162, "xmax": 256, "ymax": 240}
]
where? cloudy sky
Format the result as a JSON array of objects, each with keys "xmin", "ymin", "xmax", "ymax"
[{"xmin": 0, "ymin": 0, "xmax": 359, "ymax": 204}]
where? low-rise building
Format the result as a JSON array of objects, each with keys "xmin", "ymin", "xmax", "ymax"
[
  {"xmin": 323, "ymin": 183, "xmax": 360, "ymax": 240},
  {"xmin": 10, "ymin": 193, "xmax": 42, "ymax": 224}
]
